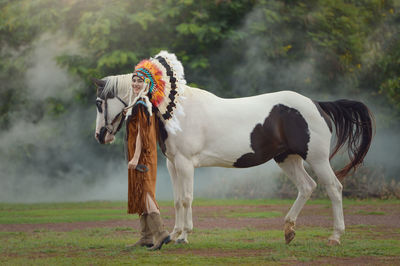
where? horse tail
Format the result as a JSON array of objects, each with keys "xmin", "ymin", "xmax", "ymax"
[{"xmin": 317, "ymin": 99, "xmax": 375, "ymax": 180}]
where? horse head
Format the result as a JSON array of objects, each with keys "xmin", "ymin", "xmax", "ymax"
[
  {"xmin": 92, "ymin": 51, "xmax": 187, "ymax": 144},
  {"xmin": 93, "ymin": 76, "xmax": 130, "ymax": 144}
]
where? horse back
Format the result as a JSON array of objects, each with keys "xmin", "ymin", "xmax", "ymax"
[{"xmin": 166, "ymin": 89, "xmax": 329, "ymax": 168}]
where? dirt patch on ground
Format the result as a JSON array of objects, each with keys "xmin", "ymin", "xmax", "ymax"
[
  {"xmin": 1, "ymin": 203, "xmax": 399, "ymax": 264},
  {"xmin": 286, "ymin": 256, "xmax": 400, "ymax": 265},
  {"xmin": 1, "ymin": 204, "xmax": 399, "ymax": 233},
  {"xmin": 169, "ymin": 248, "xmax": 272, "ymax": 258},
  {"xmin": 168, "ymin": 249, "xmax": 399, "ymax": 265}
]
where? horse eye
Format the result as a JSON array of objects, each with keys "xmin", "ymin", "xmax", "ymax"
[
  {"xmin": 96, "ymin": 100, "xmax": 103, "ymax": 113},
  {"xmin": 107, "ymin": 90, "xmax": 115, "ymax": 98}
]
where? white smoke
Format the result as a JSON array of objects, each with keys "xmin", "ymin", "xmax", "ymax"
[
  {"xmin": 0, "ymin": 34, "xmax": 130, "ymax": 203},
  {"xmin": 203, "ymin": 2, "xmax": 400, "ymax": 192},
  {"xmin": 25, "ymin": 33, "xmax": 81, "ymax": 100},
  {"xmin": 1, "ymin": 4, "xmax": 398, "ymax": 204}
]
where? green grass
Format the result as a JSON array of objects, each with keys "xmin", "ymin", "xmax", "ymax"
[
  {"xmin": 0, "ymin": 198, "xmax": 397, "ymax": 224},
  {"xmin": 226, "ymin": 211, "xmax": 283, "ymax": 218},
  {"xmin": 192, "ymin": 198, "xmax": 294, "ymax": 206},
  {"xmin": 192, "ymin": 198, "xmax": 400, "ymax": 207},
  {"xmin": 0, "ymin": 199, "xmax": 399, "ymax": 264},
  {"xmin": 355, "ymin": 210, "xmax": 386, "ymax": 215},
  {"xmin": 0, "ymin": 207, "xmax": 138, "ymax": 224},
  {"xmin": 1, "ymin": 227, "xmax": 399, "ymax": 265},
  {"xmin": 341, "ymin": 198, "xmax": 400, "ymax": 206},
  {"xmin": 0, "ymin": 201, "xmax": 126, "ymax": 211}
]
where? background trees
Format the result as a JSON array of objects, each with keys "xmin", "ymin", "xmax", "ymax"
[
  {"xmin": 0, "ymin": 0, "xmax": 399, "ymax": 201},
  {"xmin": 2, "ymin": 0, "xmax": 399, "ymax": 120}
]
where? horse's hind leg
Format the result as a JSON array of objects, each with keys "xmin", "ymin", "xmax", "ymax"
[
  {"xmin": 309, "ymin": 159, "xmax": 344, "ymax": 245},
  {"xmin": 276, "ymin": 155, "xmax": 317, "ymax": 244}
]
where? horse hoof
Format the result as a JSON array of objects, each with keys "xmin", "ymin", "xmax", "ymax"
[
  {"xmin": 285, "ymin": 230, "xmax": 296, "ymax": 244},
  {"xmin": 284, "ymin": 221, "xmax": 296, "ymax": 244},
  {"xmin": 169, "ymin": 230, "xmax": 182, "ymax": 242},
  {"xmin": 175, "ymin": 238, "xmax": 189, "ymax": 244},
  {"xmin": 327, "ymin": 239, "xmax": 340, "ymax": 246}
]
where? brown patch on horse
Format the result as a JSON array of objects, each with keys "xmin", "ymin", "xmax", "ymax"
[{"xmin": 234, "ymin": 104, "xmax": 310, "ymax": 167}]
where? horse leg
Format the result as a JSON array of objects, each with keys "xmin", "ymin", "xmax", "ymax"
[
  {"xmin": 276, "ymin": 155, "xmax": 317, "ymax": 244},
  {"xmin": 173, "ymin": 154, "xmax": 194, "ymax": 244},
  {"xmin": 166, "ymin": 158, "xmax": 183, "ymax": 242},
  {"xmin": 309, "ymin": 159, "xmax": 345, "ymax": 245}
]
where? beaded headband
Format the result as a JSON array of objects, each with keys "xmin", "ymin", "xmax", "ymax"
[{"xmin": 133, "ymin": 60, "xmax": 165, "ymax": 107}]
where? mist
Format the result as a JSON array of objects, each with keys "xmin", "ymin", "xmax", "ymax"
[
  {"xmin": 219, "ymin": 5, "xmax": 400, "ymax": 181},
  {"xmin": 0, "ymin": 32, "xmax": 280, "ymax": 203},
  {"xmin": 1, "ymin": 4, "xmax": 398, "ymax": 203},
  {"xmin": 0, "ymin": 35, "xmax": 131, "ymax": 203}
]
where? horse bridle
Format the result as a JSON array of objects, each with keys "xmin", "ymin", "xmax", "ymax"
[
  {"xmin": 97, "ymin": 81, "xmax": 148, "ymax": 137},
  {"xmin": 98, "ymin": 94, "xmax": 128, "ymax": 135}
]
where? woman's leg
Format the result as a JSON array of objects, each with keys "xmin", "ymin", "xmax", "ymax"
[
  {"xmin": 145, "ymin": 193, "xmax": 171, "ymax": 250},
  {"xmin": 146, "ymin": 193, "xmax": 160, "ymax": 214}
]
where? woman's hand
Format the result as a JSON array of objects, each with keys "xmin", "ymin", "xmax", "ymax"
[
  {"xmin": 128, "ymin": 159, "xmax": 137, "ymax": 170},
  {"xmin": 129, "ymin": 127, "xmax": 141, "ymax": 170}
]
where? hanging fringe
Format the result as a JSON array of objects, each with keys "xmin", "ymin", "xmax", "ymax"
[{"xmin": 127, "ymin": 107, "xmax": 152, "ymax": 215}]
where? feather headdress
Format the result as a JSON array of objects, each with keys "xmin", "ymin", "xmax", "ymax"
[
  {"xmin": 130, "ymin": 51, "xmax": 187, "ymax": 134},
  {"xmin": 133, "ymin": 59, "xmax": 166, "ymax": 107}
]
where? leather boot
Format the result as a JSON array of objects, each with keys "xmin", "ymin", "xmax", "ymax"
[
  {"xmin": 146, "ymin": 212, "xmax": 171, "ymax": 251},
  {"xmin": 126, "ymin": 214, "xmax": 153, "ymax": 248}
]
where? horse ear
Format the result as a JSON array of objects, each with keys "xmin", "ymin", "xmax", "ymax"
[{"xmin": 91, "ymin": 77, "xmax": 106, "ymax": 88}]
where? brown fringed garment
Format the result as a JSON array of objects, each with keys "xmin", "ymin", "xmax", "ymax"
[{"xmin": 126, "ymin": 105, "xmax": 159, "ymax": 214}]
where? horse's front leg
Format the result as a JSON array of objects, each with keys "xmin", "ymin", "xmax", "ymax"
[
  {"xmin": 173, "ymin": 154, "xmax": 194, "ymax": 244},
  {"xmin": 166, "ymin": 158, "xmax": 183, "ymax": 242}
]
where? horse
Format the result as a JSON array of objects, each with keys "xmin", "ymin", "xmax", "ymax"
[{"xmin": 93, "ymin": 51, "xmax": 374, "ymax": 246}]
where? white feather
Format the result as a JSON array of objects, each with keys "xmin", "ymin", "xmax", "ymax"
[{"xmin": 154, "ymin": 50, "xmax": 186, "ymax": 85}]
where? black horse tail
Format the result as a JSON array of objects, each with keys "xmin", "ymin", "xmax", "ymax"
[{"xmin": 317, "ymin": 99, "xmax": 375, "ymax": 180}]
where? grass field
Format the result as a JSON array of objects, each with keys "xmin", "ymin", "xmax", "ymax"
[{"xmin": 1, "ymin": 199, "xmax": 399, "ymax": 265}]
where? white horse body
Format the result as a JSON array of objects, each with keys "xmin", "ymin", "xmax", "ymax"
[
  {"xmin": 166, "ymin": 87, "xmax": 329, "ymax": 168},
  {"xmin": 161, "ymin": 86, "xmax": 333, "ymax": 243},
  {"xmin": 94, "ymin": 51, "xmax": 373, "ymax": 245}
]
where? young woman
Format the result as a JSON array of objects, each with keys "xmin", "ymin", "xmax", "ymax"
[{"xmin": 125, "ymin": 65, "xmax": 170, "ymax": 251}]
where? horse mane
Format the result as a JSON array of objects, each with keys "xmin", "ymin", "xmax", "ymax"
[{"xmin": 101, "ymin": 73, "xmax": 133, "ymax": 99}]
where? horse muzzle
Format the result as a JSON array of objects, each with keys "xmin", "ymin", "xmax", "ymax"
[{"xmin": 96, "ymin": 127, "xmax": 110, "ymax": 144}]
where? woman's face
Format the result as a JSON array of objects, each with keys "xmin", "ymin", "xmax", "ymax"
[{"xmin": 132, "ymin": 76, "xmax": 144, "ymax": 95}]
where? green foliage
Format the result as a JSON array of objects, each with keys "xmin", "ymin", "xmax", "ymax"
[
  {"xmin": 377, "ymin": 39, "xmax": 400, "ymax": 112},
  {"xmin": 1, "ymin": 0, "xmax": 397, "ymax": 109},
  {"xmin": 0, "ymin": 0, "xmax": 400, "ymax": 185},
  {"xmin": 97, "ymin": 50, "xmax": 138, "ymax": 71},
  {"xmin": 381, "ymin": 76, "xmax": 400, "ymax": 110}
]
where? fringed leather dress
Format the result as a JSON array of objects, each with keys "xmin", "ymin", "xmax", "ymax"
[{"xmin": 126, "ymin": 103, "xmax": 159, "ymax": 214}]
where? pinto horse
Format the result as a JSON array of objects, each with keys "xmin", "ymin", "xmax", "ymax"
[{"xmin": 93, "ymin": 51, "xmax": 374, "ymax": 245}]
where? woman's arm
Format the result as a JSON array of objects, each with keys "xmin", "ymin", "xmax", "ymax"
[{"xmin": 128, "ymin": 125, "xmax": 142, "ymax": 170}]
